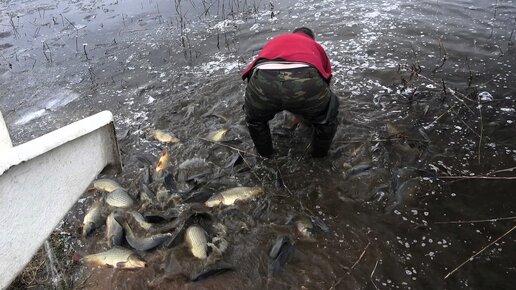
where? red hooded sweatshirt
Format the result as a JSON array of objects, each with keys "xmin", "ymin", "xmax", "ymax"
[{"xmin": 241, "ymin": 33, "xmax": 332, "ymax": 82}]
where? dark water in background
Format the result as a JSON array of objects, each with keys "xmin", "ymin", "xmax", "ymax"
[{"xmin": 1, "ymin": 0, "xmax": 516, "ymax": 289}]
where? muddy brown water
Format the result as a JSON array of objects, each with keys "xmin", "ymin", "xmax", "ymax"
[{"xmin": 1, "ymin": 0, "xmax": 516, "ymax": 289}]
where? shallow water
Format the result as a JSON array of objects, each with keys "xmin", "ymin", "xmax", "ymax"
[{"xmin": 2, "ymin": 0, "xmax": 516, "ymax": 289}]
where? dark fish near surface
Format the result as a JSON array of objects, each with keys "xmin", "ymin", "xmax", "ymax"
[
  {"xmin": 141, "ymin": 165, "xmax": 152, "ymax": 185},
  {"xmin": 144, "ymin": 207, "xmax": 180, "ymax": 223},
  {"xmin": 191, "ymin": 265, "xmax": 234, "ymax": 282},
  {"xmin": 106, "ymin": 211, "xmax": 123, "ymax": 247},
  {"xmin": 122, "ymin": 222, "xmax": 172, "ymax": 251},
  {"xmin": 311, "ymin": 216, "xmax": 330, "ymax": 233},
  {"xmin": 139, "ymin": 181, "xmax": 157, "ymax": 205},
  {"xmin": 344, "ymin": 163, "xmax": 374, "ymax": 178},
  {"xmin": 223, "ymin": 153, "xmax": 243, "ymax": 169},
  {"xmin": 269, "ymin": 236, "xmax": 294, "ymax": 273}
]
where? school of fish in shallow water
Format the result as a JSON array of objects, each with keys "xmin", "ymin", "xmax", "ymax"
[{"xmin": 80, "ymin": 129, "xmax": 317, "ymax": 282}]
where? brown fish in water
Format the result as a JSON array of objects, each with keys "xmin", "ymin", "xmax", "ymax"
[
  {"xmin": 296, "ymin": 216, "xmax": 314, "ymax": 239},
  {"xmin": 205, "ymin": 187, "xmax": 264, "ymax": 207},
  {"xmin": 155, "ymin": 149, "xmax": 170, "ymax": 177},
  {"xmin": 82, "ymin": 202, "xmax": 104, "ymax": 237},
  {"xmin": 185, "ymin": 225, "xmax": 208, "ymax": 259},
  {"xmin": 149, "ymin": 129, "xmax": 180, "ymax": 144},
  {"xmin": 83, "ymin": 246, "xmax": 146, "ymax": 269}
]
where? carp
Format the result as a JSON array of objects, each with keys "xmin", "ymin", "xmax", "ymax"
[
  {"xmin": 207, "ymin": 128, "xmax": 228, "ymax": 142},
  {"xmin": 91, "ymin": 178, "xmax": 122, "ymax": 192},
  {"xmin": 155, "ymin": 149, "xmax": 170, "ymax": 177},
  {"xmin": 106, "ymin": 211, "xmax": 123, "ymax": 247},
  {"xmin": 295, "ymin": 216, "xmax": 314, "ymax": 239},
  {"xmin": 84, "ymin": 246, "xmax": 146, "ymax": 269},
  {"xmin": 82, "ymin": 202, "xmax": 104, "ymax": 237},
  {"xmin": 106, "ymin": 188, "xmax": 134, "ymax": 208},
  {"xmin": 149, "ymin": 129, "xmax": 180, "ymax": 144},
  {"xmin": 205, "ymin": 186, "xmax": 263, "ymax": 207},
  {"xmin": 185, "ymin": 225, "xmax": 208, "ymax": 259},
  {"xmin": 122, "ymin": 222, "xmax": 172, "ymax": 251}
]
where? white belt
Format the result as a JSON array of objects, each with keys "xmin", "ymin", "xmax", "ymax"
[{"xmin": 255, "ymin": 62, "xmax": 310, "ymax": 70}]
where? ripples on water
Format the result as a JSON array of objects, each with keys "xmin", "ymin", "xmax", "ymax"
[{"xmin": 1, "ymin": 0, "xmax": 515, "ymax": 289}]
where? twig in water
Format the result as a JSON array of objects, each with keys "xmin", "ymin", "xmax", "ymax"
[
  {"xmin": 432, "ymin": 37, "xmax": 448, "ymax": 74},
  {"xmin": 437, "ymin": 175, "xmax": 516, "ymax": 180},
  {"xmin": 350, "ymin": 242, "xmax": 371, "ymax": 270},
  {"xmin": 477, "ymin": 92, "xmax": 483, "ymax": 164},
  {"xmin": 238, "ymin": 152, "xmax": 263, "ymax": 184},
  {"xmin": 83, "ymin": 43, "xmax": 89, "ymax": 60},
  {"xmin": 334, "ymin": 138, "xmax": 428, "ymax": 144},
  {"xmin": 435, "ymin": 216, "xmax": 516, "ymax": 225},
  {"xmin": 291, "ymin": 141, "xmax": 311, "ymax": 173},
  {"xmin": 489, "ymin": 166, "xmax": 516, "ymax": 175},
  {"xmin": 199, "ymin": 137, "xmax": 260, "ymax": 157},
  {"xmin": 76, "ymin": 273, "xmax": 93, "ymax": 289},
  {"xmin": 42, "ymin": 41, "xmax": 52, "ymax": 63},
  {"xmin": 424, "ymin": 103, "xmax": 458, "ymax": 128},
  {"xmin": 444, "ymin": 223, "xmax": 516, "ymax": 279},
  {"xmin": 370, "ymin": 259, "xmax": 380, "ymax": 290}
]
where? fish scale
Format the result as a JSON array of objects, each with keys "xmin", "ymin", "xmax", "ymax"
[
  {"xmin": 106, "ymin": 188, "xmax": 134, "ymax": 208},
  {"xmin": 185, "ymin": 225, "xmax": 208, "ymax": 259}
]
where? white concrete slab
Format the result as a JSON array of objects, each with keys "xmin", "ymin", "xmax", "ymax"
[{"xmin": 0, "ymin": 111, "xmax": 122, "ymax": 289}]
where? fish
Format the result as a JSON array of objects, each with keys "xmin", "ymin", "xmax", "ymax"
[
  {"xmin": 344, "ymin": 163, "xmax": 374, "ymax": 178},
  {"xmin": 106, "ymin": 188, "xmax": 134, "ymax": 208},
  {"xmin": 106, "ymin": 211, "xmax": 123, "ymax": 247},
  {"xmin": 139, "ymin": 182, "xmax": 157, "ymax": 205},
  {"xmin": 269, "ymin": 236, "xmax": 293, "ymax": 273},
  {"xmin": 91, "ymin": 178, "xmax": 122, "ymax": 192},
  {"xmin": 155, "ymin": 149, "xmax": 170, "ymax": 177},
  {"xmin": 83, "ymin": 246, "xmax": 146, "ymax": 269},
  {"xmin": 205, "ymin": 187, "xmax": 264, "ymax": 207},
  {"xmin": 122, "ymin": 222, "xmax": 172, "ymax": 251},
  {"xmin": 207, "ymin": 128, "xmax": 228, "ymax": 142},
  {"xmin": 178, "ymin": 158, "xmax": 208, "ymax": 170},
  {"xmin": 82, "ymin": 202, "xmax": 104, "ymax": 237},
  {"xmin": 311, "ymin": 216, "xmax": 330, "ymax": 233},
  {"xmin": 128, "ymin": 211, "xmax": 154, "ymax": 230},
  {"xmin": 185, "ymin": 225, "xmax": 208, "ymax": 259},
  {"xmin": 149, "ymin": 129, "xmax": 180, "ymax": 144},
  {"xmin": 296, "ymin": 216, "xmax": 314, "ymax": 239},
  {"xmin": 191, "ymin": 264, "xmax": 234, "ymax": 282}
]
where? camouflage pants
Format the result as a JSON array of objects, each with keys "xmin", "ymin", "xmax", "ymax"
[
  {"xmin": 244, "ymin": 66, "xmax": 339, "ymax": 157},
  {"xmin": 244, "ymin": 66, "xmax": 338, "ymax": 124}
]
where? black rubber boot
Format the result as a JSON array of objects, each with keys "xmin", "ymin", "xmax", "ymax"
[
  {"xmin": 311, "ymin": 122, "xmax": 337, "ymax": 158},
  {"xmin": 247, "ymin": 121, "xmax": 274, "ymax": 157}
]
